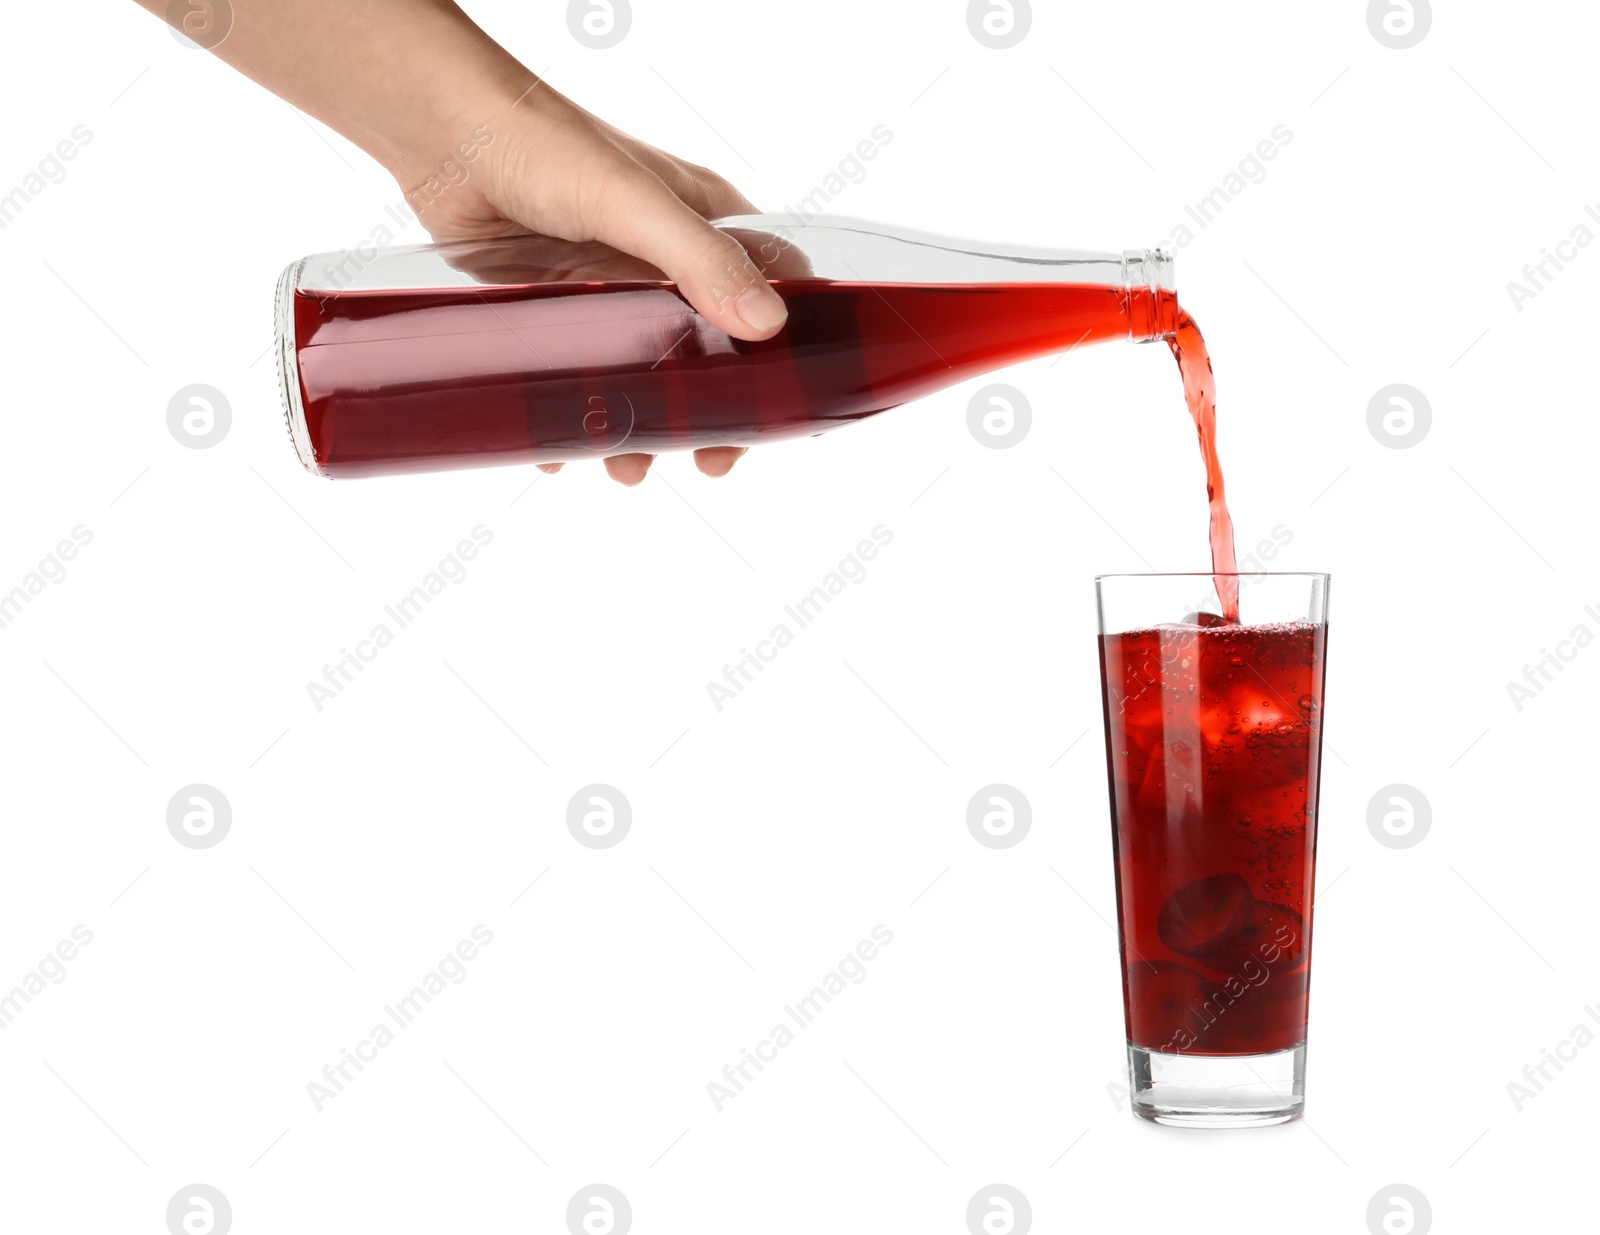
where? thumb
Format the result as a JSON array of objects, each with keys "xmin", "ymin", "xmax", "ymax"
[{"xmin": 591, "ymin": 168, "xmax": 788, "ymax": 341}]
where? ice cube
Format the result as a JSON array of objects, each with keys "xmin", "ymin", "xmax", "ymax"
[
  {"xmin": 1196, "ymin": 900, "xmax": 1306, "ymax": 976},
  {"xmin": 1135, "ymin": 738, "xmax": 1202, "ymax": 812},
  {"xmin": 1156, "ymin": 873, "xmax": 1253, "ymax": 956},
  {"xmin": 1199, "ymin": 681, "xmax": 1308, "ymax": 789},
  {"xmin": 1223, "ymin": 971, "xmax": 1309, "ymax": 1049},
  {"xmin": 1127, "ymin": 961, "xmax": 1210, "ymax": 1048}
]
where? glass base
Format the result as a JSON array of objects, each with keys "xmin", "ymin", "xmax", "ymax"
[{"xmin": 1128, "ymin": 1043, "xmax": 1305, "ymax": 1127}]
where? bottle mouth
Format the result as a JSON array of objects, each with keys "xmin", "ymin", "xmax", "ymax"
[
  {"xmin": 1122, "ymin": 246, "xmax": 1175, "ymax": 293},
  {"xmin": 274, "ymin": 259, "xmax": 326, "ymax": 476},
  {"xmin": 1121, "ymin": 247, "xmax": 1177, "ymax": 342}
]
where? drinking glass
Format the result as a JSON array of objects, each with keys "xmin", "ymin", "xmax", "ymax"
[{"xmin": 1096, "ymin": 573, "xmax": 1329, "ymax": 1126}]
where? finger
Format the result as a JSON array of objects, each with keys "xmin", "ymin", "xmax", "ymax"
[
  {"xmin": 590, "ymin": 166, "xmax": 788, "ymax": 342},
  {"xmin": 649, "ymin": 159, "xmax": 758, "ymax": 222},
  {"xmin": 537, "ymin": 462, "xmax": 565, "ymax": 474},
  {"xmin": 603, "ymin": 453, "xmax": 655, "ymax": 486},
  {"xmin": 685, "ymin": 174, "xmax": 758, "ymax": 222},
  {"xmin": 719, "ymin": 226, "xmax": 816, "ymax": 280},
  {"xmin": 581, "ymin": 118, "xmax": 758, "ymax": 219},
  {"xmin": 694, "ymin": 446, "xmax": 747, "ymax": 477}
]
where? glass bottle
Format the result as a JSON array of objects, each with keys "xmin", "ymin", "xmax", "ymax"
[{"xmin": 275, "ymin": 215, "xmax": 1176, "ymax": 479}]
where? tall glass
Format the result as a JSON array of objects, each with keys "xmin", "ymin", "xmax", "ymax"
[{"xmin": 1096, "ymin": 573, "xmax": 1329, "ymax": 1126}]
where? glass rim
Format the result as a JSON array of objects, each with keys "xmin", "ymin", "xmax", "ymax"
[{"xmin": 1094, "ymin": 571, "xmax": 1330, "ymax": 581}]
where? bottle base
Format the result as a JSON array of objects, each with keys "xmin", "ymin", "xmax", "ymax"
[
  {"xmin": 274, "ymin": 257, "xmax": 325, "ymax": 477},
  {"xmin": 1128, "ymin": 1043, "xmax": 1305, "ymax": 1127}
]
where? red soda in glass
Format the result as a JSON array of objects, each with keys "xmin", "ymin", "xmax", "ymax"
[{"xmin": 1097, "ymin": 576, "xmax": 1329, "ymax": 1125}]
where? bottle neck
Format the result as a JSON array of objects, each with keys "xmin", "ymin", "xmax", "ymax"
[{"xmin": 1121, "ymin": 248, "xmax": 1178, "ymax": 342}]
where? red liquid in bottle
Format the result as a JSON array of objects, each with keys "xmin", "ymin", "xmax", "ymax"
[
  {"xmin": 1099, "ymin": 621, "xmax": 1325, "ymax": 1055},
  {"xmin": 289, "ymin": 280, "xmax": 1171, "ymax": 478}
]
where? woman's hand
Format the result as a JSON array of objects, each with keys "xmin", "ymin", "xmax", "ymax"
[{"xmin": 410, "ymin": 89, "xmax": 787, "ymax": 485}]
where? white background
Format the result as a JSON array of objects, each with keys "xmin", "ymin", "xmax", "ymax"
[{"xmin": 0, "ymin": 1, "xmax": 1593, "ymax": 1231}]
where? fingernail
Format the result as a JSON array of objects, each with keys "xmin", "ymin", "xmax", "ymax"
[{"xmin": 735, "ymin": 284, "xmax": 787, "ymax": 333}]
